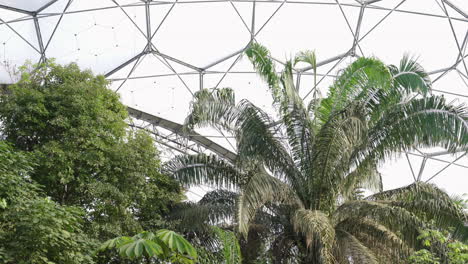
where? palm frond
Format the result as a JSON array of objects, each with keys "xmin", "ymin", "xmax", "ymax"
[
  {"xmin": 368, "ymin": 182, "xmax": 468, "ymax": 242},
  {"xmin": 238, "ymin": 169, "xmax": 300, "ymax": 236},
  {"xmin": 336, "ymin": 217, "xmax": 410, "ymax": 262},
  {"xmin": 247, "ymin": 45, "xmax": 317, "ymax": 177},
  {"xmin": 390, "ymin": 54, "xmax": 431, "ymax": 96},
  {"xmin": 185, "ymin": 87, "xmax": 300, "ymax": 187},
  {"xmin": 232, "ymin": 100, "xmax": 302, "ymax": 189},
  {"xmin": 184, "ymin": 88, "xmax": 237, "ymax": 132},
  {"xmin": 311, "ymin": 104, "xmax": 368, "ymax": 210},
  {"xmin": 361, "ymin": 96, "xmax": 468, "ymax": 164},
  {"xmin": 270, "ymin": 232, "xmax": 300, "ymax": 263},
  {"xmin": 333, "ymin": 200, "xmax": 427, "ymax": 247},
  {"xmin": 294, "ymin": 50, "xmax": 317, "ymax": 72},
  {"xmin": 320, "ymin": 57, "xmax": 392, "ymax": 123},
  {"xmin": 279, "ymin": 60, "xmax": 315, "ymax": 183},
  {"xmin": 165, "ymin": 154, "xmax": 244, "ymax": 189},
  {"xmin": 335, "ymin": 229, "xmax": 379, "ymax": 264},
  {"xmin": 352, "ymin": 231, "xmax": 407, "ymax": 264},
  {"xmin": 292, "ymin": 209, "xmax": 335, "ymax": 262},
  {"xmin": 245, "ymin": 42, "xmax": 280, "ymax": 100},
  {"xmin": 340, "ymin": 160, "xmax": 382, "ymax": 200},
  {"xmin": 170, "ymin": 191, "xmax": 238, "ymax": 233}
]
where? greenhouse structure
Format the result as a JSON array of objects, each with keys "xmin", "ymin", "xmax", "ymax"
[{"xmin": 0, "ymin": 0, "xmax": 467, "ymax": 263}]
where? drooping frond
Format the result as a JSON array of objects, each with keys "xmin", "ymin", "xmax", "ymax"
[
  {"xmin": 368, "ymin": 182, "xmax": 468, "ymax": 242},
  {"xmin": 362, "ymin": 96, "xmax": 468, "ymax": 164},
  {"xmin": 165, "ymin": 154, "xmax": 244, "ymax": 189},
  {"xmin": 336, "ymin": 217, "xmax": 410, "ymax": 263},
  {"xmin": 333, "ymin": 200, "xmax": 427, "ymax": 247},
  {"xmin": 368, "ymin": 182, "xmax": 452, "ymax": 201},
  {"xmin": 170, "ymin": 190, "xmax": 238, "ymax": 233},
  {"xmin": 335, "ymin": 229, "xmax": 379, "ymax": 264},
  {"xmin": 185, "ymin": 88, "xmax": 237, "ymax": 132},
  {"xmin": 238, "ymin": 168, "xmax": 300, "ymax": 236},
  {"xmin": 340, "ymin": 160, "xmax": 382, "ymax": 200},
  {"xmin": 294, "ymin": 50, "xmax": 317, "ymax": 73},
  {"xmin": 232, "ymin": 100, "xmax": 301, "ymax": 188},
  {"xmin": 245, "ymin": 43, "xmax": 280, "ymax": 100},
  {"xmin": 199, "ymin": 189, "xmax": 239, "ymax": 206},
  {"xmin": 389, "ymin": 54, "xmax": 431, "ymax": 96},
  {"xmin": 292, "ymin": 209, "xmax": 335, "ymax": 262},
  {"xmin": 184, "ymin": 87, "xmax": 300, "ymax": 187}
]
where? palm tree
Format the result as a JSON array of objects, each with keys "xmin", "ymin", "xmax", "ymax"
[{"xmin": 166, "ymin": 43, "xmax": 468, "ymax": 263}]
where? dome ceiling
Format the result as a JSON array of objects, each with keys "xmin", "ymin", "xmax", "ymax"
[{"xmin": 0, "ymin": 0, "xmax": 467, "ymax": 197}]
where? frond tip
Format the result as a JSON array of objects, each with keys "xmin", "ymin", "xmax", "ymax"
[{"xmin": 245, "ymin": 43, "xmax": 280, "ymax": 99}]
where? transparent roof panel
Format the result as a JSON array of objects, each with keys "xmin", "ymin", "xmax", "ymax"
[
  {"xmin": 0, "ymin": 0, "xmax": 50, "ymax": 12},
  {"xmin": 0, "ymin": 0, "xmax": 467, "ymax": 196}
]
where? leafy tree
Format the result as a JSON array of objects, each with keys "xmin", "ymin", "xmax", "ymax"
[
  {"xmin": 0, "ymin": 62, "xmax": 183, "ymax": 240},
  {"xmin": 99, "ymin": 229, "xmax": 197, "ymax": 264},
  {"xmin": 408, "ymin": 229, "xmax": 468, "ymax": 264},
  {"xmin": 166, "ymin": 43, "xmax": 468, "ymax": 263},
  {"xmin": 0, "ymin": 141, "xmax": 95, "ymax": 264},
  {"xmin": 409, "ymin": 250, "xmax": 440, "ymax": 264}
]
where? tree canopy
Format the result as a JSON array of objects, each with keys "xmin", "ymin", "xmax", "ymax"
[
  {"xmin": 0, "ymin": 62, "xmax": 183, "ymax": 263},
  {"xmin": 0, "ymin": 141, "xmax": 94, "ymax": 264}
]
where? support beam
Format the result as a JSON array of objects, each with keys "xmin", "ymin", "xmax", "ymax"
[
  {"xmin": 0, "ymin": 4, "xmax": 33, "ymax": 15},
  {"xmin": 37, "ymin": 0, "xmax": 61, "ymax": 13},
  {"xmin": 425, "ymin": 153, "xmax": 467, "ymax": 182},
  {"xmin": 0, "ymin": 17, "xmax": 41, "ymax": 54},
  {"xmin": 416, "ymin": 157, "xmax": 427, "ymax": 182},
  {"xmin": 145, "ymin": 0, "xmax": 152, "ymax": 52},
  {"xmin": 443, "ymin": 0, "xmax": 468, "ymax": 19},
  {"xmin": 33, "ymin": 15, "xmax": 46, "ymax": 62},
  {"xmin": 127, "ymin": 106, "xmax": 237, "ymax": 162},
  {"xmin": 351, "ymin": 4, "xmax": 365, "ymax": 56},
  {"xmin": 130, "ymin": 124, "xmax": 199, "ymax": 155},
  {"xmin": 104, "ymin": 52, "xmax": 144, "ymax": 77}
]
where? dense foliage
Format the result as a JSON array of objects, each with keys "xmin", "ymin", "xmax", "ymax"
[
  {"xmin": 408, "ymin": 229, "xmax": 468, "ymax": 264},
  {"xmin": 167, "ymin": 43, "xmax": 468, "ymax": 263},
  {"xmin": 0, "ymin": 141, "xmax": 94, "ymax": 263},
  {"xmin": 0, "ymin": 62, "xmax": 183, "ymax": 263}
]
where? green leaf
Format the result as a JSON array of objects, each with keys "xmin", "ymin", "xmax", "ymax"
[{"xmin": 156, "ymin": 229, "xmax": 197, "ymax": 260}]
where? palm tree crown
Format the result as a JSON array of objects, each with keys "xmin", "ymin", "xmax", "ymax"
[{"xmin": 167, "ymin": 43, "xmax": 468, "ymax": 263}]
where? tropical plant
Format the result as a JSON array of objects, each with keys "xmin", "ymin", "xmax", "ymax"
[
  {"xmin": 99, "ymin": 229, "xmax": 197, "ymax": 263},
  {"xmin": 0, "ymin": 141, "xmax": 95, "ymax": 264},
  {"xmin": 0, "ymin": 61, "xmax": 183, "ymax": 241},
  {"xmin": 408, "ymin": 228, "xmax": 468, "ymax": 264},
  {"xmin": 166, "ymin": 43, "xmax": 468, "ymax": 263}
]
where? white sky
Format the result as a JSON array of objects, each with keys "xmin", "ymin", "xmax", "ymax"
[{"xmin": 0, "ymin": 0, "xmax": 467, "ymax": 198}]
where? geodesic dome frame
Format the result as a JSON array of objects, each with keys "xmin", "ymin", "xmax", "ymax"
[{"xmin": 0, "ymin": 0, "xmax": 467, "ymax": 197}]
